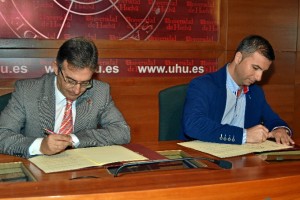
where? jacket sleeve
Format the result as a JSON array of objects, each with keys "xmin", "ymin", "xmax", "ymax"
[
  {"xmin": 0, "ymin": 81, "xmax": 36, "ymax": 158},
  {"xmin": 74, "ymin": 82, "xmax": 130, "ymax": 148},
  {"xmin": 253, "ymin": 86, "xmax": 290, "ymax": 132}
]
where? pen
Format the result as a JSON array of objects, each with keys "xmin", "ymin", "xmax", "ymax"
[
  {"xmin": 44, "ymin": 128, "xmax": 75, "ymax": 144},
  {"xmin": 43, "ymin": 128, "xmax": 56, "ymax": 136}
]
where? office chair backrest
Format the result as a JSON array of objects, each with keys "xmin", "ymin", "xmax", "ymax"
[
  {"xmin": 158, "ymin": 84, "xmax": 188, "ymax": 141},
  {"xmin": 0, "ymin": 93, "xmax": 12, "ymax": 113}
]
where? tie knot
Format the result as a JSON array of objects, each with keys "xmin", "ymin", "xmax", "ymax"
[{"xmin": 66, "ymin": 99, "xmax": 73, "ymax": 105}]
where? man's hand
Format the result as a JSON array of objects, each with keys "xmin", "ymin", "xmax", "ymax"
[
  {"xmin": 246, "ymin": 125, "xmax": 269, "ymax": 143},
  {"xmin": 40, "ymin": 134, "xmax": 73, "ymax": 155},
  {"xmin": 268, "ymin": 128, "xmax": 294, "ymax": 146}
]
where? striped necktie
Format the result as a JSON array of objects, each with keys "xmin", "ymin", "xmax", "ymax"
[{"xmin": 59, "ymin": 99, "xmax": 73, "ymax": 135}]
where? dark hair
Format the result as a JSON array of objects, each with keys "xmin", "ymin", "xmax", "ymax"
[
  {"xmin": 235, "ymin": 35, "xmax": 275, "ymax": 61},
  {"xmin": 56, "ymin": 37, "xmax": 98, "ymax": 71}
]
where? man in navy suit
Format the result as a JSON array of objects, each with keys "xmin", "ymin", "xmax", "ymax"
[
  {"xmin": 0, "ymin": 37, "xmax": 130, "ymax": 158},
  {"xmin": 182, "ymin": 35, "xmax": 294, "ymax": 146}
]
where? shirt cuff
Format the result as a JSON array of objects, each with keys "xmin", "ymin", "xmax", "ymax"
[
  {"xmin": 242, "ymin": 129, "xmax": 247, "ymax": 144},
  {"xmin": 29, "ymin": 138, "xmax": 43, "ymax": 155},
  {"xmin": 70, "ymin": 134, "xmax": 80, "ymax": 148}
]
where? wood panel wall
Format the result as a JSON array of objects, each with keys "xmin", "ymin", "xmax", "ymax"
[{"xmin": 0, "ymin": 0, "xmax": 299, "ymax": 141}]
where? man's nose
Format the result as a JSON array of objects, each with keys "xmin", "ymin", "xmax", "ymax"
[
  {"xmin": 72, "ymin": 84, "xmax": 82, "ymax": 94},
  {"xmin": 255, "ymin": 71, "xmax": 263, "ymax": 81}
]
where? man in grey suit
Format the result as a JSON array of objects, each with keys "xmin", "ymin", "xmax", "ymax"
[{"xmin": 0, "ymin": 37, "xmax": 130, "ymax": 158}]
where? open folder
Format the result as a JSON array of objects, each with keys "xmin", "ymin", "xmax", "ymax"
[
  {"xmin": 29, "ymin": 145, "xmax": 148, "ymax": 173},
  {"xmin": 178, "ymin": 140, "xmax": 293, "ymax": 158}
]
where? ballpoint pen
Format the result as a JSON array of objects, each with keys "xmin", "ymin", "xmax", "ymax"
[
  {"xmin": 44, "ymin": 128, "xmax": 75, "ymax": 144},
  {"xmin": 43, "ymin": 128, "xmax": 56, "ymax": 136}
]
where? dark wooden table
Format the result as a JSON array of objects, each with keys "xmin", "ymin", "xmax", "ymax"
[{"xmin": 0, "ymin": 140, "xmax": 300, "ymax": 200}]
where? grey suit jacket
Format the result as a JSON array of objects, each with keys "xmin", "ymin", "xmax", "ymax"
[{"xmin": 0, "ymin": 73, "xmax": 130, "ymax": 158}]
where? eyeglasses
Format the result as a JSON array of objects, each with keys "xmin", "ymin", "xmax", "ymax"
[{"xmin": 59, "ymin": 68, "xmax": 93, "ymax": 89}]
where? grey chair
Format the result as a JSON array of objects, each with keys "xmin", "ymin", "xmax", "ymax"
[
  {"xmin": 158, "ymin": 84, "xmax": 188, "ymax": 141},
  {"xmin": 0, "ymin": 93, "xmax": 12, "ymax": 113}
]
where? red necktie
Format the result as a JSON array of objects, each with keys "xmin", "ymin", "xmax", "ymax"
[{"xmin": 59, "ymin": 99, "xmax": 73, "ymax": 135}]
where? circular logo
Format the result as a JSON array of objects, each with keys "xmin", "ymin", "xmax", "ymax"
[{"xmin": 0, "ymin": 0, "xmax": 171, "ymax": 40}]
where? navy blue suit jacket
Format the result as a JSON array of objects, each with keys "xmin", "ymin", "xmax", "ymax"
[{"xmin": 181, "ymin": 64, "xmax": 289, "ymax": 144}]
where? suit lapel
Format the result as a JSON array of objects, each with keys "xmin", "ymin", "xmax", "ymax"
[
  {"xmin": 74, "ymin": 92, "xmax": 93, "ymax": 132},
  {"xmin": 38, "ymin": 75, "xmax": 56, "ymax": 131}
]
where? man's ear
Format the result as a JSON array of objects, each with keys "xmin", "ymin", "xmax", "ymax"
[
  {"xmin": 234, "ymin": 52, "xmax": 242, "ymax": 64},
  {"xmin": 52, "ymin": 61, "xmax": 59, "ymax": 75}
]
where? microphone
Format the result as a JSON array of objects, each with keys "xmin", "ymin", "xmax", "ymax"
[{"xmin": 113, "ymin": 157, "xmax": 232, "ymax": 177}]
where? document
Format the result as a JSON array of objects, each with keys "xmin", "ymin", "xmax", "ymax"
[
  {"xmin": 29, "ymin": 145, "xmax": 148, "ymax": 173},
  {"xmin": 178, "ymin": 140, "xmax": 292, "ymax": 158}
]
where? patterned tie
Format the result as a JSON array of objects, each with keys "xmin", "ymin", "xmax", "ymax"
[{"xmin": 59, "ymin": 99, "xmax": 73, "ymax": 135}]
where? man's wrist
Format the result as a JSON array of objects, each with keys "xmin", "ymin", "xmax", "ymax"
[{"xmin": 272, "ymin": 126, "xmax": 292, "ymax": 137}]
